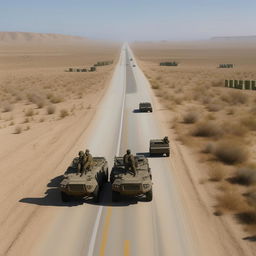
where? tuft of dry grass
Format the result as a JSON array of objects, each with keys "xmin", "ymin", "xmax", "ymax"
[
  {"xmin": 208, "ymin": 167, "xmax": 225, "ymax": 182},
  {"xmin": 183, "ymin": 111, "xmax": 198, "ymax": 124},
  {"xmin": 236, "ymin": 211, "xmax": 256, "ymax": 225},
  {"xmin": 214, "ymin": 140, "xmax": 248, "ymax": 164},
  {"xmin": 2, "ymin": 102, "xmax": 13, "ymax": 112},
  {"xmin": 233, "ymin": 168, "xmax": 256, "ymax": 186},
  {"xmin": 14, "ymin": 126, "xmax": 22, "ymax": 134},
  {"xmin": 240, "ymin": 116, "xmax": 256, "ymax": 131},
  {"xmin": 25, "ymin": 108, "xmax": 34, "ymax": 117},
  {"xmin": 46, "ymin": 105, "xmax": 56, "ymax": 115},
  {"xmin": 59, "ymin": 109, "xmax": 69, "ymax": 119},
  {"xmin": 202, "ymin": 142, "xmax": 214, "ymax": 154},
  {"xmin": 216, "ymin": 189, "xmax": 248, "ymax": 213},
  {"xmin": 192, "ymin": 122, "xmax": 221, "ymax": 137}
]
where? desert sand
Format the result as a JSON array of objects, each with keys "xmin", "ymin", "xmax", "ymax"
[
  {"xmin": 132, "ymin": 40, "xmax": 256, "ymax": 252},
  {"xmin": 0, "ymin": 32, "xmax": 120, "ymax": 255}
]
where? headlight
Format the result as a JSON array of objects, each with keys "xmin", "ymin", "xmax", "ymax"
[{"xmin": 143, "ymin": 184, "xmax": 150, "ymax": 189}]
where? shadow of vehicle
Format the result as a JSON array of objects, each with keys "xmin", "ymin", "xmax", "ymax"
[
  {"xmin": 136, "ymin": 152, "xmax": 167, "ymax": 158},
  {"xmin": 133, "ymin": 109, "xmax": 141, "ymax": 113},
  {"xmin": 19, "ymin": 188, "xmax": 82, "ymax": 207}
]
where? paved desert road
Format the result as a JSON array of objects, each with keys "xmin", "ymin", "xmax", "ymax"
[{"xmin": 34, "ymin": 44, "xmax": 200, "ymax": 256}]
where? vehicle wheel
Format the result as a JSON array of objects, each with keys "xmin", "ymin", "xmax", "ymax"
[
  {"xmin": 112, "ymin": 191, "xmax": 120, "ymax": 202},
  {"xmin": 145, "ymin": 189, "xmax": 153, "ymax": 202},
  {"xmin": 166, "ymin": 152, "xmax": 170, "ymax": 157},
  {"xmin": 61, "ymin": 192, "xmax": 70, "ymax": 202},
  {"xmin": 93, "ymin": 187, "xmax": 100, "ymax": 203}
]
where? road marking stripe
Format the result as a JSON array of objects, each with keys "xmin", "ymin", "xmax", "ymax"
[
  {"xmin": 124, "ymin": 240, "xmax": 130, "ymax": 256},
  {"xmin": 99, "ymin": 207, "xmax": 113, "ymax": 256},
  {"xmin": 87, "ymin": 45, "xmax": 127, "ymax": 256}
]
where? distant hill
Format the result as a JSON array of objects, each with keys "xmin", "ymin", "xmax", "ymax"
[
  {"xmin": 0, "ymin": 32, "xmax": 87, "ymax": 44},
  {"xmin": 211, "ymin": 35, "xmax": 256, "ymax": 41}
]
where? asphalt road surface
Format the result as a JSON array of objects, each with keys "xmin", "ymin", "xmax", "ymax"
[{"xmin": 35, "ymin": 45, "xmax": 200, "ymax": 256}]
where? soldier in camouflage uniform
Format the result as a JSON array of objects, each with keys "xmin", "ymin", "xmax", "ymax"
[
  {"xmin": 77, "ymin": 151, "xmax": 85, "ymax": 175},
  {"xmin": 82, "ymin": 149, "xmax": 93, "ymax": 174},
  {"xmin": 123, "ymin": 149, "xmax": 136, "ymax": 176}
]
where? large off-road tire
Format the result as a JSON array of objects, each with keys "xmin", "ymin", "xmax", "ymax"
[
  {"xmin": 61, "ymin": 192, "xmax": 70, "ymax": 202},
  {"xmin": 93, "ymin": 187, "xmax": 100, "ymax": 203},
  {"xmin": 112, "ymin": 191, "xmax": 120, "ymax": 202},
  {"xmin": 145, "ymin": 189, "xmax": 153, "ymax": 202}
]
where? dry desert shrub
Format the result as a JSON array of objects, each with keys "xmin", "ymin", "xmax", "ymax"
[
  {"xmin": 60, "ymin": 109, "xmax": 69, "ymax": 118},
  {"xmin": 183, "ymin": 111, "xmax": 198, "ymax": 124},
  {"xmin": 202, "ymin": 142, "xmax": 214, "ymax": 154},
  {"xmin": 192, "ymin": 122, "xmax": 221, "ymax": 137},
  {"xmin": 14, "ymin": 126, "xmax": 22, "ymax": 134},
  {"xmin": 23, "ymin": 117, "xmax": 29, "ymax": 123},
  {"xmin": 208, "ymin": 166, "xmax": 225, "ymax": 182},
  {"xmin": 240, "ymin": 116, "xmax": 256, "ymax": 131},
  {"xmin": 214, "ymin": 140, "xmax": 248, "ymax": 164},
  {"xmin": 233, "ymin": 168, "xmax": 256, "ymax": 186},
  {"xmin": 224, "ymin": 91, "xmax": 248, "ymax": 105},
  {"xmin": 2, "ymin": 102, "xmax": 13, "ymax": 112},
  {"xmin": 25, "ymin": 108, "xmax": 34, "ymax": 117},
  {"xmin": 236, "ymin": 211, "xmax": 256, "ymax": 226},
  {"xmin": 46, "ymin": 105, "xmax": 56, "ymax": 115},
  {"xmin": 216, "ymin": 189, "xmax": 248, "ymax": 213}
]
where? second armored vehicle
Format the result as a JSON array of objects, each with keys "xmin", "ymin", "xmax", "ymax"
[
  {"xmin": 139, "ymin": 102, "xmax": 153, "ymax": 112},
  {"xmin": 149, "ymin": 136, "xmax": 170, "ymax": 157},
  {"xmin": 110, "ymin": 155, "xmax": 153, "ymax": 202},
  {"xmin": 59, "ymin": 156, "xmax": 108, "ymax": 203}
]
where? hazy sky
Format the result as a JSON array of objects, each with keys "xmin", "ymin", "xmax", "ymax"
[{"xmin": 0, "ymin": 0, "xmax": 255, "ymax": 41}]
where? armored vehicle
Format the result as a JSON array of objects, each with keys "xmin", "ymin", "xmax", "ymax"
[
  {"xmin": 110, "ymin": 156, "xmax": 153, "ymax": 202},
  {"xmin": 59, "ymin": 157, "xmax": 108, "ymax": 203},
  {"xmin": 149, "ymin": 136, "xmax": 170, "ymax": 157},
  {"xmin": 139, "ymin": 102, "xmax": 153, "ymax": 112}
]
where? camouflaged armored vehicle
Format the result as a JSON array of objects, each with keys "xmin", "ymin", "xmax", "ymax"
[
  {"xmin": 59, "ymin": 157, "xmax": 108, "ymax": 203},
  {"xmin": 149, "ymin": 136, "xmax": 170, "ymax": 157},
  {"xmin": 139, "ymin": 102, "xmax": 153, "ymax": 112},
  {"xmin": 110, "ymin": 156, "xmax": 153, "ymax": 202}
]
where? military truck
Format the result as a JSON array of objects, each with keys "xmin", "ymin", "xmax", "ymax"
[
  {"xmin": 59, "ymin": 156, "xmax": 108, "ymax": 203},
  {"xmin": 110, "ymin": 156, "xmax": 153, "ymax": 202},
  {"xmin": 139, "ymin": 102, "xmax": 153, "ymax": 112},
  {"xmin": 149, "ymin": 136, "xmax": 170, "ymax": 157}
]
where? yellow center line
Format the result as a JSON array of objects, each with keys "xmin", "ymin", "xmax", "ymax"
[
  {"xmin": 124, "ymin": 240, "xmax": 130, "ymax": 256},
  {"xmin": 99, "ymin": 207, "xmax": 112, "ymax": 256}
]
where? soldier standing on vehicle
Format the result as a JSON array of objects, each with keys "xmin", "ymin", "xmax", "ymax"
[
  {"xmin": 163, "ymin": 136, "xmax": 169, "ymax": 144},
  {"xmin": 123, "ymin": 149, "xmax": 136, "ymax": 176},
  {"xmin": 82, "ymin": 149, "xmax": 93, "ymax": 175},
  {"xmin": 77, "ymin": 151, "xmax": 85, "ymax": 175}
]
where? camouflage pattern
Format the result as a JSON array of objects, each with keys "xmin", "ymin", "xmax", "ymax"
[
  {"xmin": 149, "ymin": 136, "xmax": 170, "ymax": 157},
  {"xmin": 123, "ymin": 150, "xmax": 136, "ymax": 176},
  {"xmin": 139, "ymin": 102, "xmax": 153, "ymax": 112},
  {"xmin": 110, "ymin": 155, "xmax": 153, "ymax": 202},
  {"xmin": 59, "ymin": 155, "xmax": 108, "ymax": 203}
]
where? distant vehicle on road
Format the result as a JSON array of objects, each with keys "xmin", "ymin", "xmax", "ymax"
[
  {"xmin": 133, "ymin": 64, "xmax": 136, "ymax": 67},
  {"xmin": 149, "ymin": 136, "xmax": 170, "ymax": 157},
  {"xmin": 139, "ymin": 102, "xmax": 153, "ymax": 112},
  {"xmin": 130, "ymin": 58, "xmax": 133, "ymax": 61},
  {"xmin": 59, "ymin": 156, "xmax": 108, "ymax": 203},
  {"xmin": 110, "ymin": 156, "xmax": 153, "ymax": 202}
]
